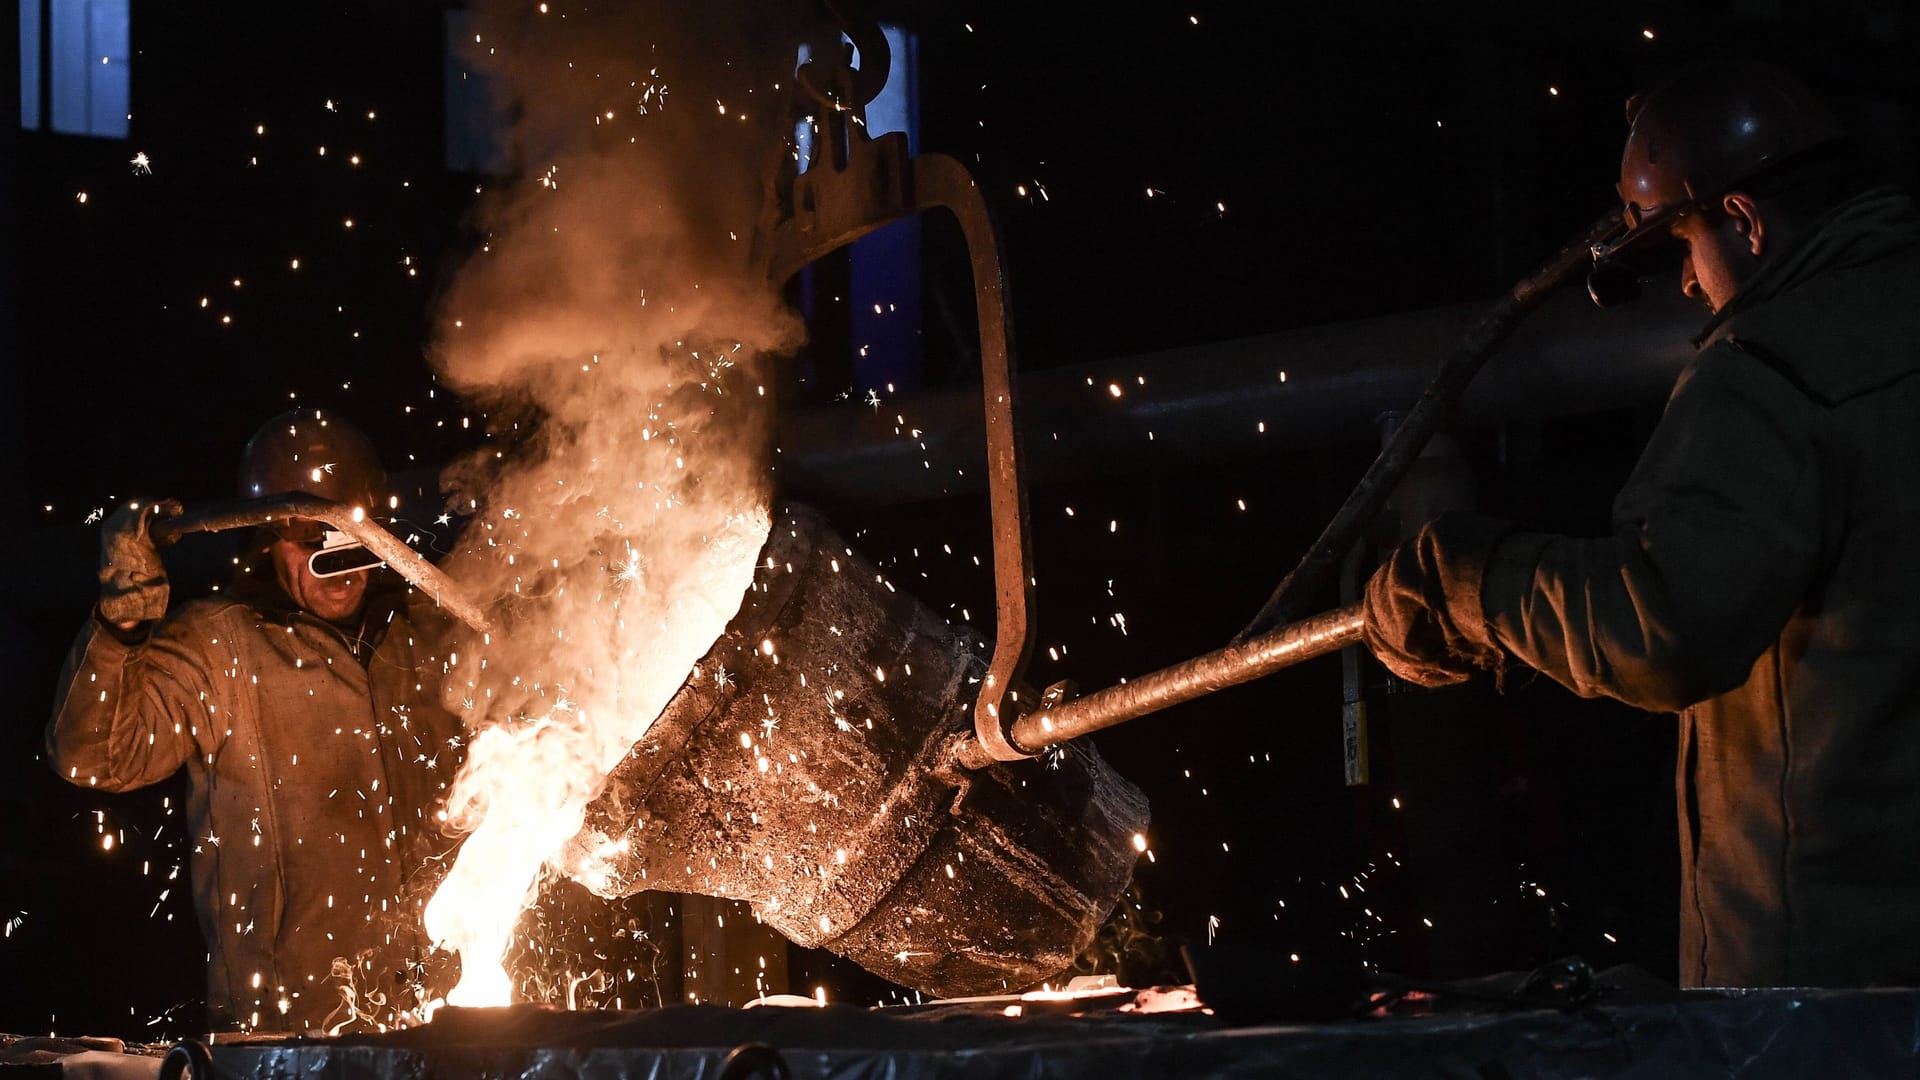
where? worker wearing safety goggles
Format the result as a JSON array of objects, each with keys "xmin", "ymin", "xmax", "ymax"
[
  {"xmin": 1365, "ymin": 58, "xmax": 1920, "ymax": 989},
  {"xmin": 46, "ymin": 409, "xmax": 464, "ymax": 1032}
]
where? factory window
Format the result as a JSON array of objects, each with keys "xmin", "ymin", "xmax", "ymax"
[{"xmin": 18, "ymin": 0, "xmax": 130, "ymax": 136}]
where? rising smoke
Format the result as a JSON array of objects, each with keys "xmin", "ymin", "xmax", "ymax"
[{"xmin": 421, "ymin": 1, "xmax": 812, "ymax": 1005}]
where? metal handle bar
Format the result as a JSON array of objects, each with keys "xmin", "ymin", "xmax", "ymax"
[
  {"xmin": 950, "ymin": 604, "xmax": 1365, "ymax": 770},
  {"xmin": 151, "ymin": 493, "xmax": 494, "ymax": 634}
]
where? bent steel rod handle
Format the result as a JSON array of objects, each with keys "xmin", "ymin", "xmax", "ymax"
[
  {"xmin": 755, "ymin": 49, "xmax": 1034, "ymax": 762},
  {"xmin": 913, "ymin": 154, "xmax": 1038, "ymax": 764},
  {"xmin": 150, "ymin": 493, "xmax": 495, "ymax": 635},
  {"xmin": 1235, "ymin": 210, "xmax": 1622, "ymax": 643},
  {"xmin": 951, "ymin": 604, "xmax": 1365, "ymax": 771}
]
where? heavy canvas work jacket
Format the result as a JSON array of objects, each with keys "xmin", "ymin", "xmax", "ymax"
[
  {"xmin": 1470, "ymin": 187, "xmax": 1920, "ymax": 986},
  {"xmin": 47, "ymin": 570, "xmax": 464, "ymax": 1030}
]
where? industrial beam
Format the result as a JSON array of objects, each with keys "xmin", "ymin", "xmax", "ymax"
[{"xmin": 774, "ymin": 281, "xmax": 1702, "ymax": 507}]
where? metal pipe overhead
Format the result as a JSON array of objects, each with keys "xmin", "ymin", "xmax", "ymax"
[{"xmin": 773, "ymin": 280, "xmax": 1703, "ymax": 506}]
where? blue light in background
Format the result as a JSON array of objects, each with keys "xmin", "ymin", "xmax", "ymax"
[
  {"xmin": 25, "ymin": 0, "xmax": 128, "ymax": 136},
  {"xmin": 795, "ymin": 25, "xmax": 918, "ymax": 171},
  {"xmin": 862, "ymin": 25, "xmax": 918, "ymax": 155},
  {"xmin": 19, "ymin": 1, "xmax": 40, "ymax": 129},
  {"xmin": 80, "ymin": 0, "xmax": 129, "ymax": 135},
  {"xmin": 793, "ymin": 27, "xmax": 925, "ymax": 394},
  {"xmin": 847, "ymin": 25, "xmax": 923, "ymax": 393}
]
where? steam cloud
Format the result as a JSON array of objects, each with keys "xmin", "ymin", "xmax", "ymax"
[{"xmin": 421, "ymin": 2, "xmax": 808, "ymax": 1004}]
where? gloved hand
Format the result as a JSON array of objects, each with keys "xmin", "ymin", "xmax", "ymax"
[
  {"xmin": 97, "ymin": 500, "xmax": 181, "ymax": 626},
  {"xmin": 1363, "ymin": 511, "xmax": 1511, "ymax": 687}
]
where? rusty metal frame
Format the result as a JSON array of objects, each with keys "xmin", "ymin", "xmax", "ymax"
[
  {"xmin": 151, "ymin": 493, "xmax": 495, "ymax": 634},
  {"xmin": 756, "ymin": 35, "xmax": 1035, "ymax": 763}
]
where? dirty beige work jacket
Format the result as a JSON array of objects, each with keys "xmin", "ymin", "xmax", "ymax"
[
  {"xmin": 48, "ymin": 575, "xmax": 464, "ymax": 1030},
  {"xmin": 1470, "ymin": 187, "xmax": 1920, "ymax": 986}
]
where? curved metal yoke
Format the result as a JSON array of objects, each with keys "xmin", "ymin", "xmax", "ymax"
[{"xmin": 756, "ymin": 22, "xmax": 1037, "ymax": 764}]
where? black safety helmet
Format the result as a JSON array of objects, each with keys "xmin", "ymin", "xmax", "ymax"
[
  {"xmin": 240, "ymin": 410, "xmax": 392, "ymax": 578},
  {"xmin": 1587, "ymin": 59, "xmax": 1844, "ymax": 306},
  {"xmin": 240, "ymin": 408, "xmax": 387, "ymax": 509}
]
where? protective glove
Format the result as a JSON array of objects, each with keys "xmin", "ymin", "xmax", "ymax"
[
  {"xmin": 1363, "ymin": 511, "xmax": 1511, "ymax": 687},
  {"xmin": 97, "ymin": 500, "xmax": 181, "ymax": 626}
]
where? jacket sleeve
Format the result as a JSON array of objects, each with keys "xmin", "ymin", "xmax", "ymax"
[
  {"xmin": 46, "ymin": 608, "xmax": 225, "ymax": 792},
  {"xmin": 1477, "ymin": 346, "xmax": 1826, "ymax": 713}
]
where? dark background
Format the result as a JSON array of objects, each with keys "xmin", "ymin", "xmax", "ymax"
[{"xmin": 2, "ymin": 0, "xmax": 1916, "ymax": 1039}]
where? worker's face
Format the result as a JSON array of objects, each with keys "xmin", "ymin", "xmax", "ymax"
[
  {"xmin": 270, "ymin": 523, "xmax": 369, "ymax": 624},
  {"xmin": 1670, "ymin": 197, "xmax": 1764, "ymax": 313}
]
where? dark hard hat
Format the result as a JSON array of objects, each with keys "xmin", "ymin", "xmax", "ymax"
[
  {"xmin": 1593, "ymin": 60, "xmax": 1843, "ymax": 264},
  {"xmin": 239, "ymin": 409, "xmax": 388, "ymax": 510}
]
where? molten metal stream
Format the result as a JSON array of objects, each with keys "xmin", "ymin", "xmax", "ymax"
[{"xmin": 423, "ymin": 510, "xmax": 772, "ymax": 1007}]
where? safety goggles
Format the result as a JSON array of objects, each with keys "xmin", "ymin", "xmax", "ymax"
[
  {"xmin": 1589, "ymin": 197, "xmax": 1704, "ymax": 266},
  {"xmin": 1586, "ymin": 199, "xmax": 1700, "ymax": 307},
  {"xmin": 271, "ymin": 518, "xmax": 387, "ymax": 578}
]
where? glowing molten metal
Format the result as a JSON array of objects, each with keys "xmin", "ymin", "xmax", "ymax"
[{"xmin": 424, "ymin": 509, "xmax": 770, "ymax": 1006}]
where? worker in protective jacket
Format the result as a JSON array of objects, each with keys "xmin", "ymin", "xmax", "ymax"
[
  {"xmin": 47, "ymin": 410, "xmax": 465, "ymax": 1031},
  {"xmin": 1365, "ymin": 60, "xmax": 1920, "ymax": 987}
]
